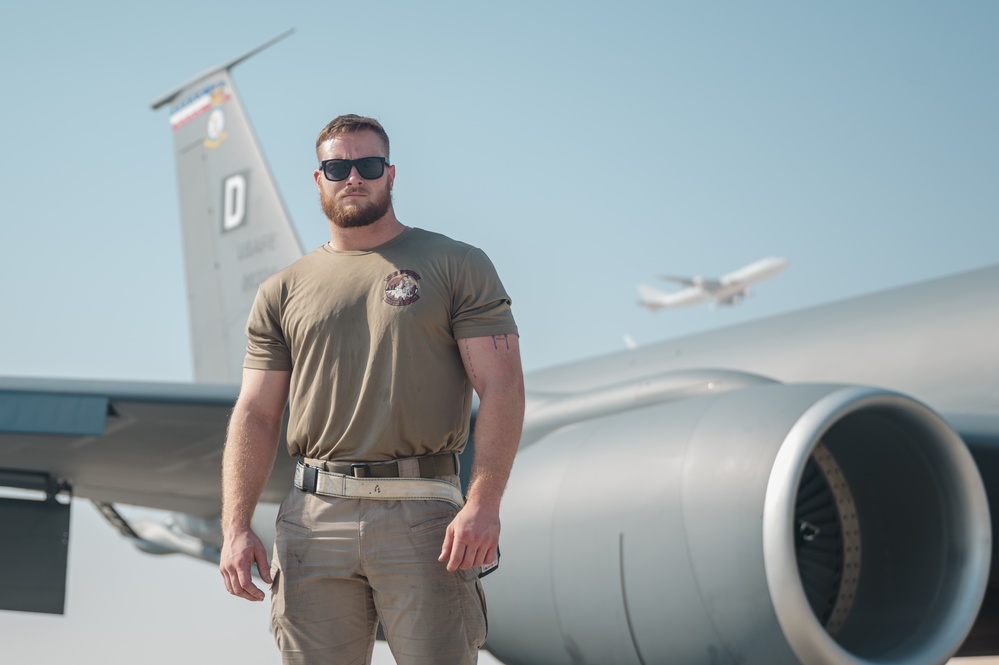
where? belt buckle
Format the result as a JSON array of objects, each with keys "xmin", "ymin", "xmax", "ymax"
[
  {"xmin": 350, "ymin": 463, "xmax": 370, "ymax": 478},
  {"xmin": 300, "ymin": 464, "xmax": 319, "ymax": 493}
]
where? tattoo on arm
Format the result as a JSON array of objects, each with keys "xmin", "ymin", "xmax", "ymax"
[
  {"xmin": 464, "ymin": 335, "xmax": 513, "ymax": 379},
  {"xmin": 462, "ymin": 339, "xmax": 477, "ymax": 379}
]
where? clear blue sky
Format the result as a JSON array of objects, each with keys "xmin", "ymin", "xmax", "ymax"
[{"xmin": 1, "ymin": 2, "xmax": 997, "ymax": 663}]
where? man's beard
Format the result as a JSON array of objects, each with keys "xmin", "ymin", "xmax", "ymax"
[{"xmin": 321, "ymin": 185, "xmax": 392, "ymax": 229}]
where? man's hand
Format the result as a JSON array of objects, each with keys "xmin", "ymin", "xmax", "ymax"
[
  {"xmin": 439, "ymin": 501, "xmax": 500, "ymax": 572},
  {"xmin": 220, "ymin": 528, "xmax": 272, "ymax": 601}
]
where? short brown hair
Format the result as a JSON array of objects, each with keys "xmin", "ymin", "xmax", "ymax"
[{"xmin": 315, "ymin": 114, "xmax": 390, "ymax": 161}]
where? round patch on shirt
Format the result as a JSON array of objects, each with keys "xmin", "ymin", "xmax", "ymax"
[{"xmin": 384, "ymin": 269, "xmax": 421, "ymax": 306}]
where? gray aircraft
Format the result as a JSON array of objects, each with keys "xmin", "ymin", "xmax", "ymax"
[{"xmin": 1, "ymin": 32, "xmax": 997, "ymax": 665}]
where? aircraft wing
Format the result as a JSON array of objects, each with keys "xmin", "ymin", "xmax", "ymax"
[
  {"xmin": 657, "ymin": 274, "xmax": 698, "ymax": 287},
  {"xmin": 0, "ymin": 377, "xmax": 294, "ymax": 516}
]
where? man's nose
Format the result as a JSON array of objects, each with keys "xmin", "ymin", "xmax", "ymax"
[{"xmin": 345, "ymin": 165, "xmax": 366, "ymax": 183}]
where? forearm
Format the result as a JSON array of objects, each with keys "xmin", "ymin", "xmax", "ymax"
[
  {"xmin": 221, "ymin": 403, "xmax": 282, "ymax": 534},
  {"xmin": 443, "ymin": 334, "xmax": 524, "ymax": 570},
  {"xmin": 465, "ymin": 381, "xmax": 525, "ymax": 510}
]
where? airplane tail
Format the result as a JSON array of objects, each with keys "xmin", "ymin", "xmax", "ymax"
[{"xmin": 152, "ymin": 31, "xmax": 304, "ymax": 384}]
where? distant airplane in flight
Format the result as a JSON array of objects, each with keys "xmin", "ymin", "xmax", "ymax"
[{"xmin": 637, "ymin": 256, "xmax": 789, "ymax": 310}]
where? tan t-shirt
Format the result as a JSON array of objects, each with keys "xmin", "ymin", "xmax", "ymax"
[{"xmin": 244, "ymin": 227, "xmax": 518, "ymax": 461}]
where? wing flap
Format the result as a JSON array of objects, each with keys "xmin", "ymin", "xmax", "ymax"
[
  {"xmin": 0, "ymin": 391, "xmax": 107, "ymax": 436},
  {"xmin": 0, "ymin": 496, "xmax": 70, "ymax": 614}
]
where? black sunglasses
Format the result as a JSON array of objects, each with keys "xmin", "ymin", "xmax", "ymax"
[{"xmin": 319, "ymin": 157, "xmax": 389, "ymax": 182}]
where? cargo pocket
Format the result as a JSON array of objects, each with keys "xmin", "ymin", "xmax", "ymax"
[
  {"xmin": 456, "ymin": 572, "xmax": 488, "ymax": 648},
  {"xmin": 277, "ymin": 518, "xmax": 312, "ymax": 535},
  {"xmin": 409, "ymin": 514, "xmax": 456, "ymax": 533}
]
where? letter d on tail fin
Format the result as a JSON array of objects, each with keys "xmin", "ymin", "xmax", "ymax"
[{"xmin": 152, "ymin": 31, "xmax": 303, "ymax": 384}]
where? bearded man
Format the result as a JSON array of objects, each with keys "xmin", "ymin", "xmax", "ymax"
[{"xmin": 218, "ymin": 114, "xmax": 524, "ymax": 665}]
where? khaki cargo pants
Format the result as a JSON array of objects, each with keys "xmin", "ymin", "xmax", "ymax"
[{"xmin": 270, "ymin": 476, "xmax": 488, "ymax": 665}]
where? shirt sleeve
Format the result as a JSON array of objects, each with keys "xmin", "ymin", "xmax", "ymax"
[
  {"xmin": 243, "ymin": 279, "xmax": 293, "ymax": 371},
  {"xmin": 450, "ymin": 247, "xmax": 519, "ymax": 340}
]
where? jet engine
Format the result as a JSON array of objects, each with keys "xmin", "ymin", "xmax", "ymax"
[{"xmin": 485, "ymin": 384, "xmax": 990, "ymax": 665}]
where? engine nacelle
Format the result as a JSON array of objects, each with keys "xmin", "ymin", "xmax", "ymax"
[{"xmin": 485, "ymin": 384, "xmax": 990, "ymax": 665}]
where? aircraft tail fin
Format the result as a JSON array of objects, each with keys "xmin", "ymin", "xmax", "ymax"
[{"xmin": 152, "ymin": 31, "xmax": 304, "ymax": 384}]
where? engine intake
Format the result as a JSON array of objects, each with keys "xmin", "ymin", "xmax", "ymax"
[{"xmin": 485, "ymin": 384, "xmax": 990, "ymax": 665}]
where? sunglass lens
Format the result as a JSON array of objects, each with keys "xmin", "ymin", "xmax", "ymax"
[
  {"xmin": 355, "ymin": 158, "xmax": 385, "ymax": 180},
  {"xmin": 325, "ymin": 161, "xmax": 352, "ymax": 181}
]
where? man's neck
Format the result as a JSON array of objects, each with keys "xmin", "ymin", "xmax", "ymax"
[{"xmin": 327, "ymin": 214, "xmax": 406, "ymax": 251}]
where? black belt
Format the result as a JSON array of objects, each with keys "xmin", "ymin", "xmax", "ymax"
[{"xmin": 300, "ymin": 452, "xmax": 459, "ymax": 480}]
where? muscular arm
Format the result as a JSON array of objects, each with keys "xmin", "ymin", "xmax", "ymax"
[
  {"xmin": 440, "ymin": 333, "xmax": 525, "ymax": 572},
  {"xmin": 219, "ymin": 367, "xmax": 290, "ymax": 600}
]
